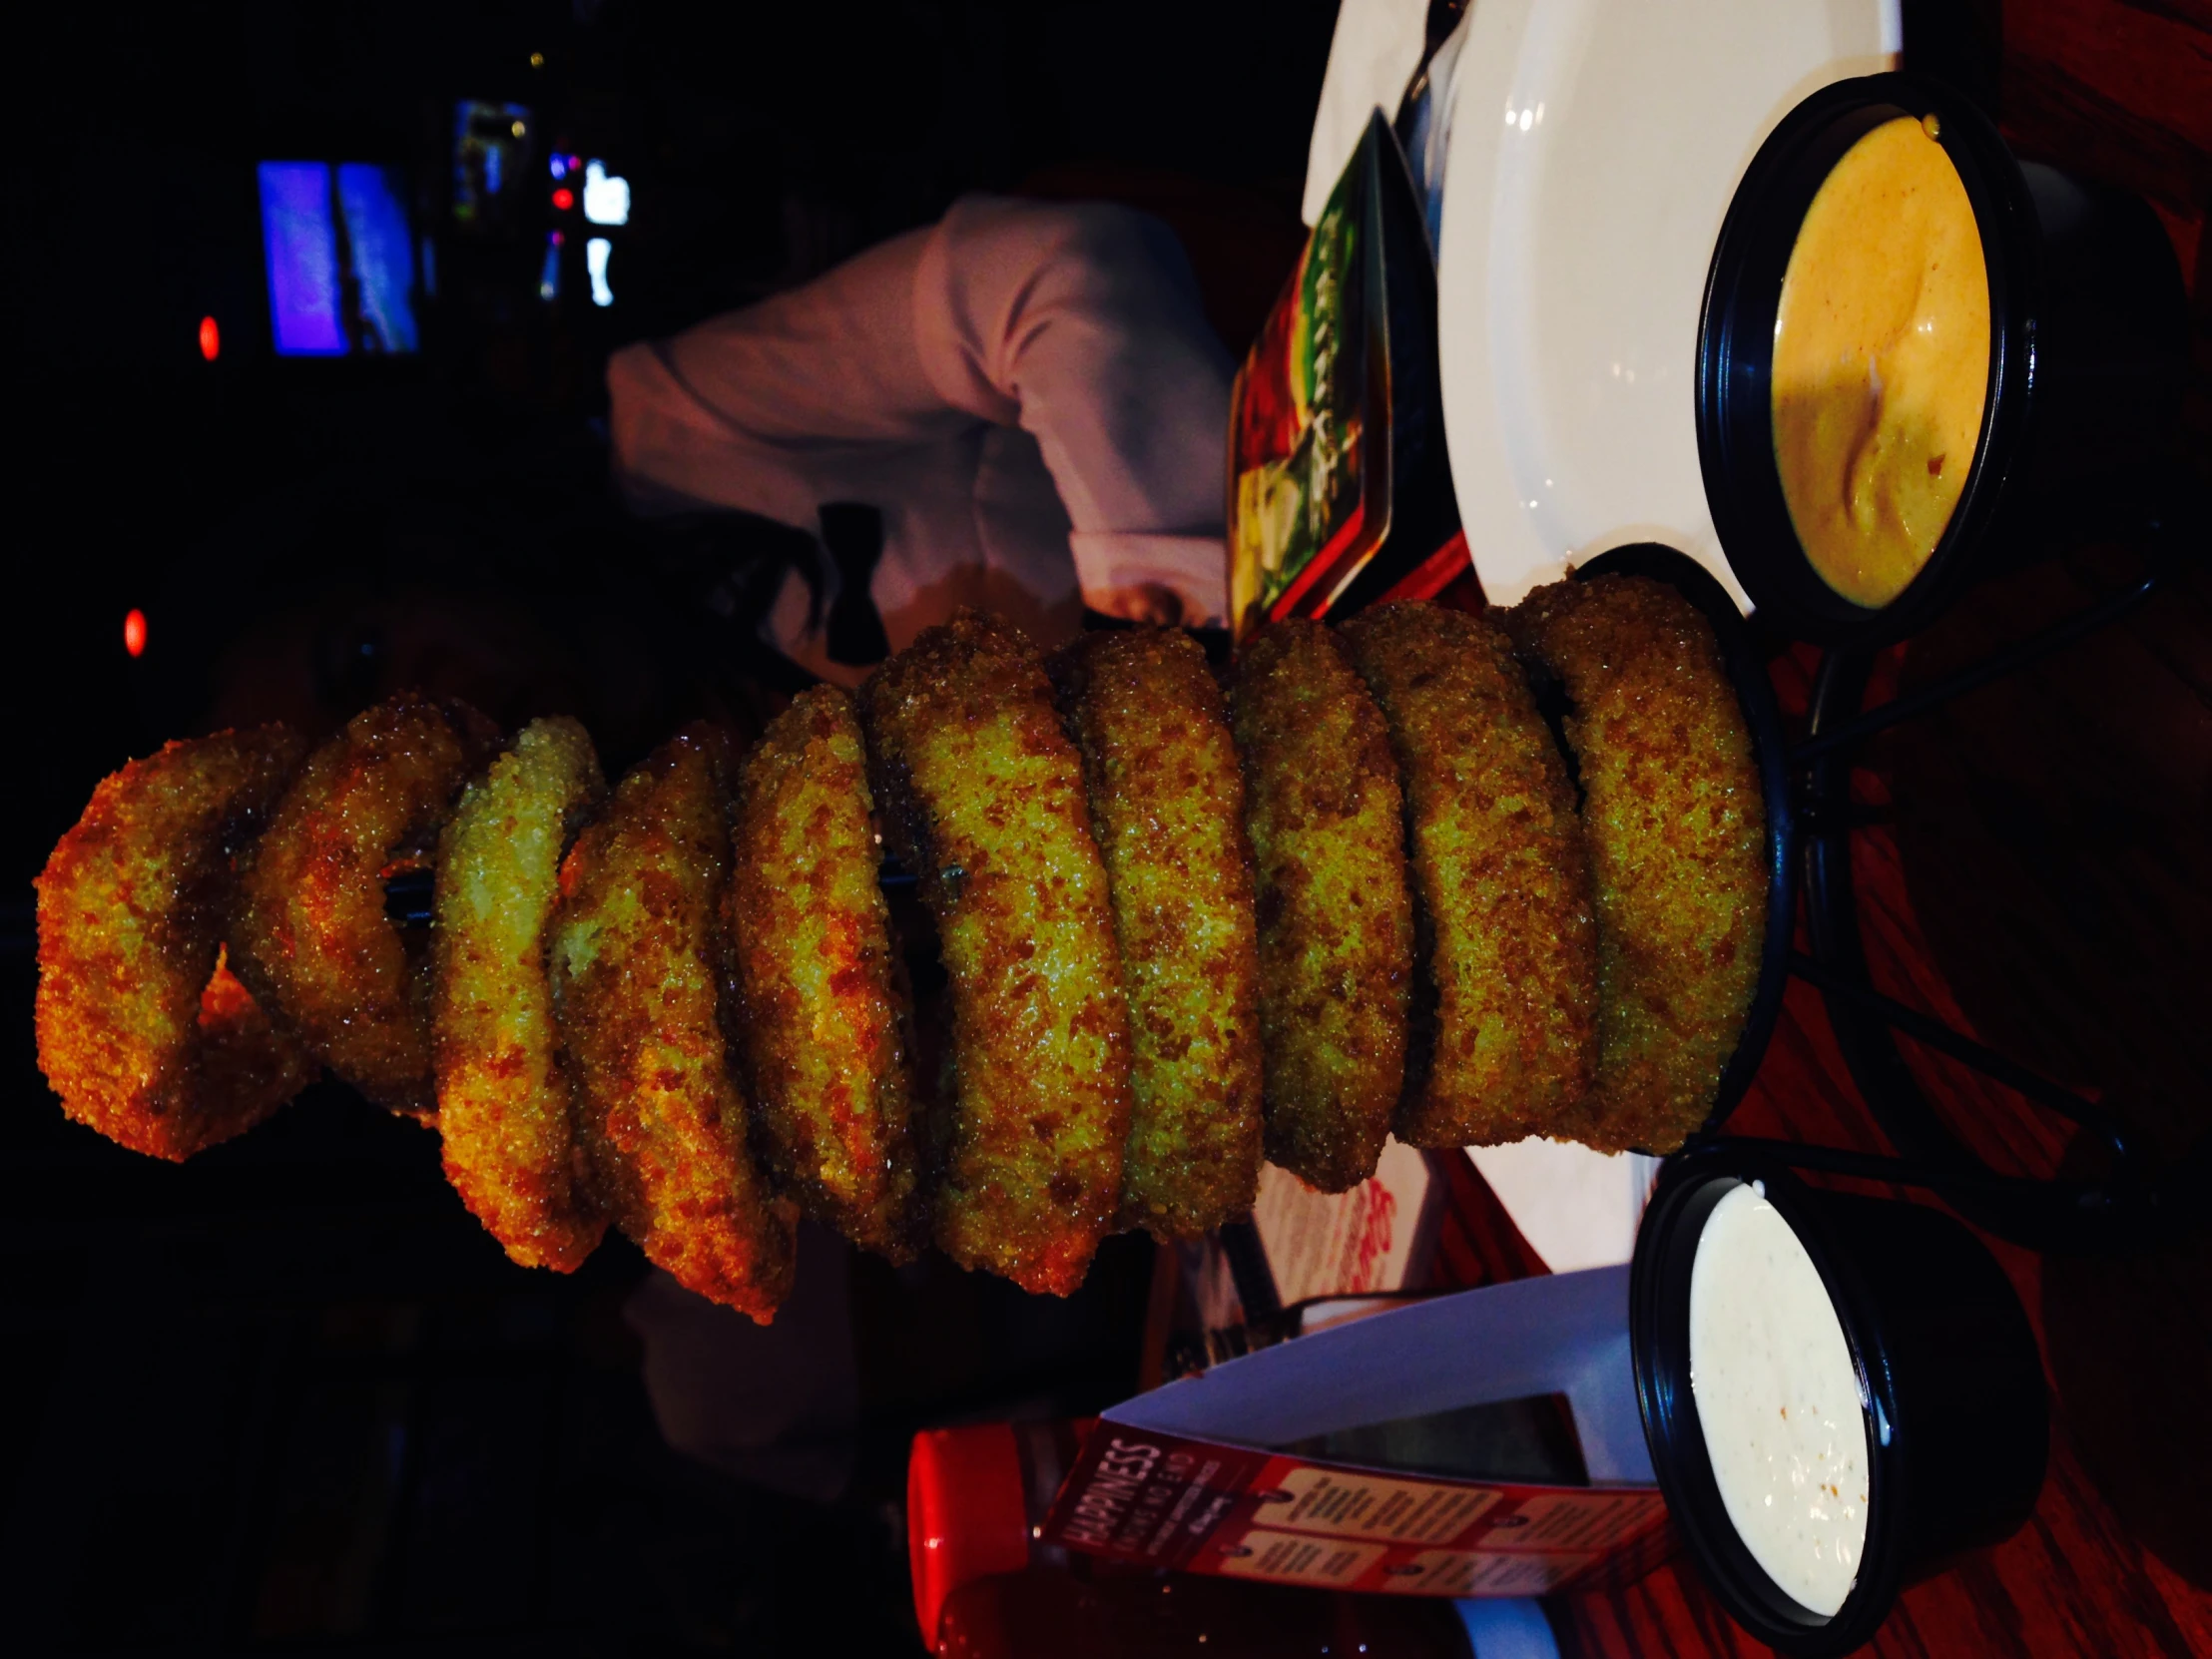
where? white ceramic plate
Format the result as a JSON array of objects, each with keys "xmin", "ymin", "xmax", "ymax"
[{"xmin": 1436, "ymin": 0, "xmax": 1899, "ymax": 611}]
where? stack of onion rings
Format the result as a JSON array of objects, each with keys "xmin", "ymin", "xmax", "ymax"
[{"xmin": 34, "ymin": 587, "xmax": 1770, "ymax": 1310}]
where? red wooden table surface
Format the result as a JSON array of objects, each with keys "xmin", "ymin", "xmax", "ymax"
[{"xmin": 1426, "ymin": 6, "xmax": 2212, "ymax": 1652}]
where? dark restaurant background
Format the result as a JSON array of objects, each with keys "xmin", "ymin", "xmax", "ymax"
[
  {"xmin": 0, "ymin": 2, "xmax": 1331, "ymax": 1651},
  {"xmin": 5, "ymin": 1, "xmax": 2211, "ymax": 1655}
]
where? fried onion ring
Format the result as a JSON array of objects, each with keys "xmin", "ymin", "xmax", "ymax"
[
  {"xmin": 728, "ymin": 686, "xmax": 922, "ymax": 1260},
  {"xmin": 1230, "ymin": 620, "xmax": 1412, "ymax": 1192},
  {"xmin": 1342, "ymin": 603, "xmax": 1598, "ymax": 1146},
  {"xmin": 1505, "ymin": 575, "xmax": 1767, "ymax": 1153},
  {"xmin": 860, "ymin": 610, "xmax": 1133, "ymax": 1296},
  {"xmin": 232, "ymin": 693, "xmax": 499, "ymax": 1116},
  {"xmin": 432, "ymin": 717, "xmax": 609, "ymax": 1272},
  {"xmin": 1052, "ymin": 629, "xmax": 1264, "ymax": 1239},
  {"xmin": 550, "ymin": 723, "xmax": 797, "ymax": 1321},
  {"xmin": 34, "ymin": 728, "xmax": 315, "ymax": 1160}
]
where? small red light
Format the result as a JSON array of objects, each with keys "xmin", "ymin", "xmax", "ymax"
[
  {"xmin": 552, "ymin": 188, "xmax": 575, "ymax": 212},
  {"xmin": 124, "ymin": 608, "xmax": 148, "ymax": 658},
  {"xmin": 198, "ymin": 315, "xmax": 220, "ymax": 361}
]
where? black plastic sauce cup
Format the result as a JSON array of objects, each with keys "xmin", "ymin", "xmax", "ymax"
[
  {"xmin": 1630, "ymin": 1145, "xmax": 2048, "ymax": 1656},
  {"xmin": 1697, "ymin": 72, "xmax": 2189, "ymax": 645}
]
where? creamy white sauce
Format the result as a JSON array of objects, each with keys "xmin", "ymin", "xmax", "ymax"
[{"xmin": 1689, "ymin": 1182, "xmax": 1871, "ymax": 1616}]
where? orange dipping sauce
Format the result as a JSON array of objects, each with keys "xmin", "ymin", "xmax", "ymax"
[{"xmin": 1771, "ymin": 115, "xmax": 1990, "ymax": 609}]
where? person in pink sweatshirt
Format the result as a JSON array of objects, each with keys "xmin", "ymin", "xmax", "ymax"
[{"xmin": 607, "ymin": 194, "xmax": 1234, "ymax": 686}]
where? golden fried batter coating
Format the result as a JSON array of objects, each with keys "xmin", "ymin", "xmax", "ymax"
[
  {"xmin": 1342, "ymin": 604, "xmax": 1598, "ymax": 1147},
  {"xmin": 1231, "ymin": 620, "xmax": 1412, "ymax": 1192},
  {"xmin": 232, "ymin": 694, "xmax": 498, "ymax": 1116},
  {"xmin": 35, "ymin": 729, "xmax": 315, "ymax": 1160},
  {"xmin": 1505, "ymin": 576, "xmax": 1767, "ymax": 1153},
  {"xmin": 860, "ymin": 611, "xmax": 1133, "ymax": 1296},
  {"xmin": 1052, "ymin": 630, "xmax": 1264, "ymax": 1239},
  {"xmin": 432, "ymin": 718, "xmax": 608, "ymax": 1273},
  {"xmin": 728, "ymin": 687, "xmax": 921, "ymax": 1260},
  {"xmin": 549, "ymin": 724, "xmax": 796, "ymax": 1320}
]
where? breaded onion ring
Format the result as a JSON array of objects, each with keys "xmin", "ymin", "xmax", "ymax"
[
  {"xmin": 860, "ymin": 610, "xmax": 1133, "ymax": 1297},
  {"xmin": 1230, "ymin": 620, "xmax": 1412, "ymax": 1192},
  {"xmin": 1342, "ymin": 603, "xmax": 1598, "ymax": 1146},
  {"xmin": 727, "ymin": 687, "xmax": 922, "ymax": 1260},
  {"xmin": 34, "ymin": 728, "xmax": 315, "ymax": 1160},
  {"xmin": 550, "ymin": 724, "xmax": 796, "ymax": 1321},
  {"xmin": 1505, "ymin": 575, "xmax": 1767, "ymax": 1153},
  {"xmin": 432, "ymin": 717, "xmax": 608, "ymax": 1273},
  {"xmin": 233, "ymin": 693, "xmax": 499, "ymax": 1116},
  {"xmin": 1052, "ymin": 629, "xmax": 1264, "ymax": 1239}
]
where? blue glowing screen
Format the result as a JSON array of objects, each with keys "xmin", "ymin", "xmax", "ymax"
[{"xmin": 258, "ymin": 162, "xmax": 421, "ymax": 356}]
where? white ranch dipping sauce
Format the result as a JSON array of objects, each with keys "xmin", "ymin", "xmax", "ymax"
[{"xmin": 1689, "ymin": 1182, "xmax": 1871, "ymax": 1616}]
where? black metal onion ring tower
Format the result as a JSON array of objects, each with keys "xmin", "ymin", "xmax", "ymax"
[{"xmin": 1682, "ymin": 69, "xmax": 2204, "ymax": 1257}]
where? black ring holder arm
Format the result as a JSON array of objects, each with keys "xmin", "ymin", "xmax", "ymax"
[{"xmin": 1776, "ymin": 498, "xmax": 2203, "ymax": 1252}]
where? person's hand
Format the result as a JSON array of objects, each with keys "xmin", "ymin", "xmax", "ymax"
[{"xmin": 1086, "ymin": 582, "xmax": 1188, "ymax": 628}]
